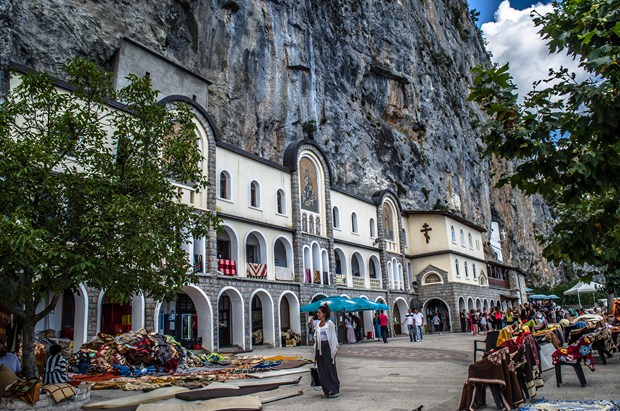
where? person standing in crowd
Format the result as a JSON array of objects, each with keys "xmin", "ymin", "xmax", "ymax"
[
  {"xmin": 493, "ymin": 307, "xmax": 503, "ymax": 330},
  {"xmin": 460, "ymin": 309, "xmax": 467, "ymax": 332},
  {"xmin": 413, "ymin": 308, "xmax": 424, "ymax": 342},
  {"xmin": 0, "ymin": 337, "xmax": 21, "ymax": 374},
  {"xmin": 403, "ymin": 308, "xmax": 416, "ymax": 342},
  {"xmin": 505, "ymin": 307, "xmax": 514, "ymax": 325},
  {"xmin": 479, "ymin": 312, "xmax": 487, "ymax": 335},
  {"xmin": 351, "ymin": 313, "xmax": 362, "ymax": 342},
  {"xmin": 313, "ymin": 304, "xmax": 340, "ymax": 399},
  {"xmin": 432, "ymin": 312, "xmax": 442, "ymax": 335},
  {"xmin": 345, "ymin": 315, "xmax": 356, "ymax": 344},
  {"xmin": 444, "ymin": 312, "xmax": 451, "ymax": 332},
  {"xmin": 44, "ymin": 344, "xmax": 68, "ymax": 385},
  {"xmin": 373, "ymin": 313, "xmax": 382, "ymax": 341},
  {"xmin": 379, "ymin": 310, "xmax": 389, "ymax": 343},
  {"xmin": 471, "ymin": 310, "xmax": 479, "ymax": 336}
]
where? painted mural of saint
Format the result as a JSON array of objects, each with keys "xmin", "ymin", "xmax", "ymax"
[{"xmin": 300, "ymin": 158, "xmax": 319, "ymax": 213}]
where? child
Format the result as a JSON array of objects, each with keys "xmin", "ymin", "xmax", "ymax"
[{"xmin": 43, "ymin": 344, "xmax": 68, "ymax": 385}]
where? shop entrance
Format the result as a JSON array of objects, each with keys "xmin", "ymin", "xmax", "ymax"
[
  {"xmin": 101, "ymin": 293, "xmax": 132, "ymax": 335},
  {"xmin": 161, "ymin": 293, "xmax": 197, "ymax": 349},
  {"xmin": 218, "ymin": 294, "xmax": 232, "ymax": 347}
]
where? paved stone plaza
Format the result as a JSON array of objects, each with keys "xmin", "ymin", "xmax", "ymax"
[
  {"xmin": 87, "ymin": 332, "xmax": 619, "ymax": 410},
  {"xmin": 256, "ymin": 332, "xmax": 620, "ymax": 410}
]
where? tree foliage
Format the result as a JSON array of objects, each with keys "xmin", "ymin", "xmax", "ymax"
[
  {"xmin": 468, "ymin": 0, "xmax": 620, "ymax": 293},
  {"xmin": 0, "ymin": 59, "xmax": 219, "ymax": 377}
]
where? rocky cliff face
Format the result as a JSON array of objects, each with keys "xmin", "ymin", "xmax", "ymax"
[{"xmin": 1, "ymin": 0, "xmax": 557, "ymax": 283}]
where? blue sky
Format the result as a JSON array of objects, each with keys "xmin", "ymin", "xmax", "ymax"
[
  {"xmin": 468, "ymin": 0, "xmax": 554, "ymax": 26},
  {"xmin": 466, "ymin": 0, "xmax": 587, "ymax": 99}
]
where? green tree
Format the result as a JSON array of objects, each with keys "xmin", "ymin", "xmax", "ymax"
[
  {"xmin": 468, "ymin": 0, "xmax": 620, "ymax": 295},
  {"xmin": 0, "ymin": 59, "xmax": 219, "ymax": 378}
]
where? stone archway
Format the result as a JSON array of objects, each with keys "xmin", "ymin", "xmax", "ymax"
[
  {"xmin": 217, "ymin": 287, "xmax": 244, "ymax": 349},
  {"xmin": 249, "ymin": 289, "xmax": 275, "ymax": 348},
  {"xmin": 392, "ymin": 298, "xmax": 408, "ymax": 336},
  {"xmin": 98, "ymin": 291, "xmax": 144, "ymax": 335},
  {"xmin": 155, "ymin": 285, "xmax": 214, "ymax": 351},
  {"xmin": 424, "ymin": 298, "xmax": 451, "ymax": 334},
  {"xmin": 278, "ymin": 291, "xmax": 301, "ymax": 347}
]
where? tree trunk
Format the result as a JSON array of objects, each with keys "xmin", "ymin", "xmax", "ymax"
[{"xmin": 21, "ymin": 312, "xmax": 38, "ymax": 379}]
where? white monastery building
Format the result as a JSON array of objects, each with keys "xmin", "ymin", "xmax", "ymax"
[{"xmin": 28, "ymin": 39, "xmax": 527, "ymax": 351}]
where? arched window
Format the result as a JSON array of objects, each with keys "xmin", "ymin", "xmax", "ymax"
[
  {"xmin": 473, "ymin": 264, "xmax": 477, "ymax": 279},
  {"xmin": 332, "ymin": 207, "xmax": 340, "ymax": 229},
  {"xmin": 455, "ymin": 258, "xmax": 460, "ymax": 277},
  {"xmin": 219, "ymin": 171, "xmax": 231, "ymax": 200},
  {"xmin": 468, "ymin": 233, "xmax": 473, "ymax": 248},
  {"xmin": 351, "ymin": 212, "xmax": 358, "ymax": 234},
  {"xmin": 464, "ymin": 261, "xmax": 469, "ymax": 278},
  {"xmin": 460, "ymin": 229, "xmax": 465, "ymax": 245},
  {"xmin": 276, "ymin": 189, "xmax": 285, "ymax": 214},
  {"xmin": 249, "ymin": 181, "xmax": 260, "ymax": 208},
  {"xmin": 370, "ymin": 218, "xmax": 376, "ymax": 238},
  {"xmin": 451, "ymin": 225, "xmax": 456, "ymax": 243}
]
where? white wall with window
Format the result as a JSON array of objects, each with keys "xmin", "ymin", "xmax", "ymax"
[
  {"xmin": 330, "ymin": 191, "xmax": 378, "ymax": 249},
  {"xmin": 216, "ymin": 147, "xmax": 292, "ymax": 227}
]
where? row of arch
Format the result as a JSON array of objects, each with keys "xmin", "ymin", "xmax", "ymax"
[
  {"xmin": 47, "ymin": 285, "xmax": 477, "ymax": 351},
  {"xmin": 216, "ymin": 225, "xmax": 294, "ymax": 276},
  {"xmin": 457, "ymin": 296, "xmax": 516, "ymax": 313}
]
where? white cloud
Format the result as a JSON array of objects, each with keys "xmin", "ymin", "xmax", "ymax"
[{"xmin": 480, "ymin": 1, "xmax": 588, "ymax": 99}]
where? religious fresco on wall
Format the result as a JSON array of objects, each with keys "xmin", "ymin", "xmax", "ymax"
[
  {"xmin": 382, "ymin": 203, "xmax": 395, "ymax": 240},
  {"xmin": 300, "ymin": 157, "xmax": 319, "ymax": 213}
]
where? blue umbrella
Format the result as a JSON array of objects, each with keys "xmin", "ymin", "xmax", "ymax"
[
  {"xmin": 300, "ymin": 295, "xmax": 361, "ymax": 313},
  {"xmin": 351, "ymin": 297, "xmax": 390, "ymax": 311},
  {"xmin": 529, "ymin": 294, "xmax": 546, "ymax": 300},
  {"xmin": 546, "ymin": 294, "xmax": 560, "ymax": 299}
]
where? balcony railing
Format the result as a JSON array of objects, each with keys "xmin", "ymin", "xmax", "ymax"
[
  {"xmin": 488, "ymin": 277, "xmax": 510, "ymax": 288},
  {"xmin": 370, "ymin": 279, "xmax": 381, "ymax": 289},
  {"xmin": 335, "ymin": 274, "xmax": 346, "ymax": 286},
  {"xmin": 275, "ymin": 266, "xmax": 294, "ymax": 281},
  {"xmin": 352, "ymin": 277, "xmax": 365, "ymax": 289}
]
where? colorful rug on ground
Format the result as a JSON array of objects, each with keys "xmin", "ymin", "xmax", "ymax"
[{"xmin": 518, "ymin": 399, "xmax": 620, "ymax": 411}]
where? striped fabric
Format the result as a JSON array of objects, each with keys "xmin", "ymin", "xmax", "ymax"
[
  {"xmin": 217, "ymin": 259, "xmax": 237, "ymax": 276},
  {"xmin": 43, "ymin": 354, "xmax": 68, "ymax": 385},
  {"xmin": 247, "ymin": 263, "xmax": 267, "ymax": 278},
  {"xmin": 305, "ymin": 269, "xmax": 312, "ymax": 284}
]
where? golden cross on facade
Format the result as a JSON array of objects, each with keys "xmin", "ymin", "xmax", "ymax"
[{"xmin": 421, "ymin": 223, "xmax": 432, "ymax": 243}]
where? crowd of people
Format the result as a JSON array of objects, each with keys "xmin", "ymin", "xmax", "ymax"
[{"xmin": 459, "ymin": 299, "xmax": 604, "ymax": 336}]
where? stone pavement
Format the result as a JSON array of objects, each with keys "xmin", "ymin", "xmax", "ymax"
[
  {"xmin": 87, "ymin": 332, "xmax": 620, "ymax": 410},
  {"xmin": 255, "ymin": 332, "xmax": 620, "ymax": 411}
]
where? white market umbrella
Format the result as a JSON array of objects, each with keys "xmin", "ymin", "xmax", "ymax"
[{"xmin": 563, "ymin": 281, "xmax": 604, "ymax": 307}]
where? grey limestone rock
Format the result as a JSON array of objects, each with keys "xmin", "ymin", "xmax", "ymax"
[{"xmin": 1, "ymin": 0, "xmax": 558, "ymax": 283}]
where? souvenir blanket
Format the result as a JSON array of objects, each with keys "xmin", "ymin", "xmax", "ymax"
[
  {"xmin": 217, "ymin": 259, "xmax": 237, "ymax": 276},
  {"xmin": 518, "ymin": 398, "xmax": 620, "ymax": 411},
  {"xmin": 551, "ymin": 335, "xmax": 595, "ymax": 371},
  {"xmin": 247, "ymin": 263, "xmax": 267, "ymax": 278},
  {"xmin": 459, "ymin": 348, "xmax": 524, "ymax": 411}
]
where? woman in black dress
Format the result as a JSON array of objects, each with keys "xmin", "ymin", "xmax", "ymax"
[{"xmin": 313, "ymin": 303, "xmax": 340, "ymax": 398}]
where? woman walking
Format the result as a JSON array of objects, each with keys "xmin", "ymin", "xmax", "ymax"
[{"xmin": 313, "ymin": 304, "xmax": 340, "ymax": 398}]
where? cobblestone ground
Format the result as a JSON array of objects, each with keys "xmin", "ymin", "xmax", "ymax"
[{"xmin": 88, "ymin": 332, "xmax": 620, "ymax": 411}]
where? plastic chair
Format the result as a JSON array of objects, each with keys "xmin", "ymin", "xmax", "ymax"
[
  {"xmin": 474, "ymin": 330, "xmax": 500, "ymax": 362},
  {"xmin": 555, "ymin": 358, "xmax": 587, "ymax": 387}
]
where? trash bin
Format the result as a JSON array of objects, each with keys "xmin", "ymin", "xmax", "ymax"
[{"xmin": 367, "ymin": 331, "xmax": 373, "ymax": 340}]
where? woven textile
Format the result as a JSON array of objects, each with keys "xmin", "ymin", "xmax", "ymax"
[
  {"xmin": 247, "ymin": 263, "xmax": 267, "ymax": 278},
  {"xmin": 313, "ymin": 270, "xmax": 321, "ymax": 283},
  {"xmin": 305, "ymin": 269, "xmax": 312, "ymax": 283},
  {"xmin": 218, "ymin": 259, "xmax": 237, "ymax": 276},
  {"xmin": 552, "ymin": 335, "xmax": 595, "ymax": 371}
]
